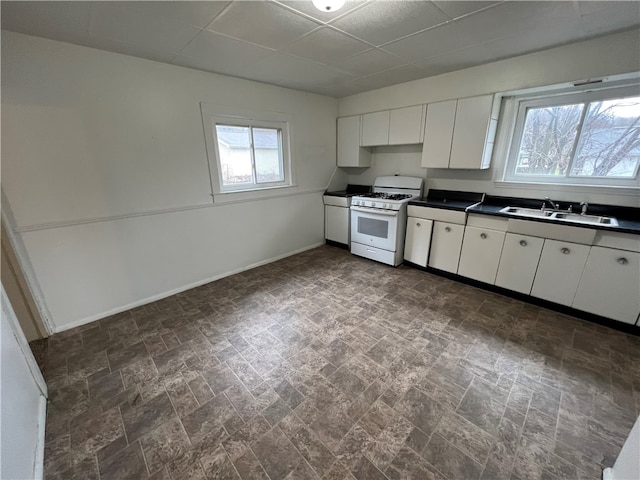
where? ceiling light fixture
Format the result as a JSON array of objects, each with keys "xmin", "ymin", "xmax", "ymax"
[{"xmin": 312, "ymin": 0, "xmax": 345, "ymax": 12}]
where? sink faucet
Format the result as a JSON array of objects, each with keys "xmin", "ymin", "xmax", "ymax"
[
  {"xmin": 580, "ymin": 201, "xmax": 589, "ymax": 215},
  {"xmin": 542, "ymin": 197, "xmax": 559, "ymax": 211}
]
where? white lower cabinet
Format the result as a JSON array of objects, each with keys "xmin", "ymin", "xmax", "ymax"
[
  {"xmin": 325, "ymin": 205, "xmax": 349, "ymax": 245},
  {"xmin": 404, "ymin": 217, "xmax": 433, "ymax": 267},
  {"xmin": 573, "ymin": 247, "xmax": 640, "ymax": 324},
  {"xmin": 428, "ymin": 221, "xmax": 464, "ymax": 273},
  {"xmin": 531, "ymin": 239, "xmax": 590, "ymax": 306},
  {"xmin": 458, "ymin": 226, "xmax": 506, "ymax": 284},
  {"xmin": 495, "ymin": 233, "xmax": 544, "ymax": 294}
]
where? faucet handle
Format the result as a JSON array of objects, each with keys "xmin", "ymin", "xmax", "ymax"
[{"xmin": 580, "ymin": 201, "xmax": 589, "ymax": 215}]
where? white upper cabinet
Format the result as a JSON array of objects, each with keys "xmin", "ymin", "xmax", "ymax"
[
  {"xmin": 422, "ymin": 94, "xmax": 499, "ymax": 169},
  {"xmin": 389, "ymin": 105, "xmax": 425, "ymax": 145},
  {"xmin": 359, "ymin": 105, "xmax": 425, "ymax": 147},
  {"xmin": 361, "ymin": 110, "xmax": 390, "ymax": 147},
  {"xmin": 422, "ymin": 100, "xmax": 456, "ymax": 168},
  {"xmin": 337, "ymin": 115, "xmax": 371, "ymax": 167}
]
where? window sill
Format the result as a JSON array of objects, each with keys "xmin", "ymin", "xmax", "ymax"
[
  {"xmin": 494, "ymin": 181, "xmax": 640, "ymax": 197},
  {"xmin": 212, "ymin": 184, "xmax": 300, "ymax": 205}
]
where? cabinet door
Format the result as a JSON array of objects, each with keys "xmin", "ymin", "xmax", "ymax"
[
  {"xmin": 421, "ymin": 100, "xmax": 456, "ymax": 168},
  {"xmin": 325, "ymin": 205, "xmax": 349, "ymax": 245},
  {"xmin": 389, "ymin": 105, "xmax": 424, "ymax": 145},
  {"xmin": 531, "ymin": 239, "xmax": 589, "ymax": 306},
  {"xmin": 428, "ymin": 221, "xmax": 464, "ymax": 273},
  {"xmin": 404, "ymin": 217, "xmax": 433, "ymax": 267},
  {"xmin": 361, "ymin": 111, "xmax": 390, "ymax": 146},
  {"xmin": 495, "ymin": 233, "xmax": 544, "ymax": 294},
  {"xmin": 573, "ymin": 247, "xmax": 640, "ymax": 324},
  {"xmin": 458, "ymin": 226, "xmax": 506, "ymax": 284},
  {"xmin": 337, "ymin": 116, "xmax": 370, "ymax": 167},
  {"xmin": 449, "ymin": 95, "xmax": 494, "ymax": 169}
]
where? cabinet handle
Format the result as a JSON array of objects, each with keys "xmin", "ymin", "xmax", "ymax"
[
  {"xmin": 416, "ymin": 222, "xmax": 421, "ymax": 227},
  {"xmin": 561, "ymin": 247, "xmax": 570, "ymax": 255},
  {"xmin": 617, "ymin": 257, "xmax": 628, "ymax": 265},
  {"xmin": 519, "ymin": 240, "xmax": 528, "ymax": 247},
  {"xmin": 445, "ymin": 226, "xmax": 451, "ymax": 232},
  {"xmin": 480, "ymin": 233, "xmax": 487, "ymax": 239}
]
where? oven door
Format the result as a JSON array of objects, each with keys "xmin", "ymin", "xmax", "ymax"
[{"xmin": 350, "ymin": 206, "xmax": 399, "ymax": 252}]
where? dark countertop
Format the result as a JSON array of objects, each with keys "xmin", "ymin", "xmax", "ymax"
[
  {"xmin": 324, "ymin": 184, "xmax": 371, "ymax": 197},
  {"xmin": 467, "ymin": 195, "xmax": 640, "ymax": 235},
  {"xmin": 409, "ymin": 189, "xmax": 484, "ymax": 212}
]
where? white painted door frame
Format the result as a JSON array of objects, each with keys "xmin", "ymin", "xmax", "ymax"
[
  {"xmin": 1, "ymin": 285, "xmax": 48, "ymax": 480},
  {"xmin": 603, "ymin": 416, "xmax": 640, "ymax": 480},
  {"xmin": 1, "ymin": 197, "xmax": 54, "ymax": 335}
]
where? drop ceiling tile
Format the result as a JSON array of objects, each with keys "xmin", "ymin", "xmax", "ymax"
[
  {"xmin": 273, "ymin": 0, "xmax": 368, "ymax": 24},
  {"xmin": 382, "ymin": 21, "xmax": 477, "ymax": 62},
  {"xmin": 331, "ymin": 1, "xmax": 449, "ymax": 46},
  {"xmin": 333, "ymin": 48, "xmax": 407, "ymax": 76},
  {"xmin": 88, "ymin": 2, "xmax": 201, "ymax": 55},
  {"xmin": 431, "ymin": 1, "xmax": 501, "ymax": 20},
  {"xmin": 174, "ymin": 30, "xmax": 274, "ymax": 77},
  {"xmin": 1, "ymin": 1, "xmax": 92, "ymax": 44},
  {"xmin": 240, "ymin": 52, "xmax": 356, "ymax": 87},
  {"xmin": 579, "ymin": 2, "xmax": 640, "ymax": 37},
  {"xmin": 457, "ymin": 1, "xmax": 580, "ymax": 44},
  {"xmin": 281, "ymin": 26, "xmax": 370, "ymax": 65},
  {"xmin": 206, "ymin": 1, "xmax": 320, "ymax": 50}
]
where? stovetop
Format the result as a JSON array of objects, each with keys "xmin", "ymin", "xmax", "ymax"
[{"xmin": 356, "ymin": 192, "xmax": 414, "ymax": 201}]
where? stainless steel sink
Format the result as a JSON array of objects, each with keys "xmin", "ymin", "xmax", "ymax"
[
  {"xmin": 553, "ymin": 212, "xmax": 619, "ymax": 226},
  {"xmin": 499, "ymin": 206, "xmax": 618, "ymax": 227},
  {"xmin": 499, "ymin": 207, "xmax": 554, "ymax": 218}
]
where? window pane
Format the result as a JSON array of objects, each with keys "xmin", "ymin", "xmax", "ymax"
[
  {"xmin": 571, "ymin": 96, "xmax": 640, "ymax": 178},
  {"xmin": 253, "ymin": 128, "xmax": 284, "ymax": 183},
  {"xmin": 215, "ymin": 125, "xmax": 254, "ymax": 185},
  {"xmin": 515, "ymin": 103, "xmax": 584, "ymax": 176}
]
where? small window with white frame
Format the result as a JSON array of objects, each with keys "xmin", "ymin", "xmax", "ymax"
[
  {"xmin": 201, "ymin": 104, "xmax": 293, "ymax": 196},
  {"xmin": 503, "ymin": 84, "xmax": 640, "ymax": 187}
]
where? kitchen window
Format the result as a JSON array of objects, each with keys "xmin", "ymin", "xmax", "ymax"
[
  {"xmin": 503, "ymin": 84, "xmax": 640, "ymax": 188},
  {"xmin": 201, "ymin": 104, "xmax": 293, "ymax": 199}
]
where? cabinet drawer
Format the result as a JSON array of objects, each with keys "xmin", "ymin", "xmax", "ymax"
[
  {"xmin": 407, "ymin": 206, "xmax": 466, "ymax": 224},
  {"xmin": 467, "ymin": 214, "xmax": 508, "ymax": 231}
]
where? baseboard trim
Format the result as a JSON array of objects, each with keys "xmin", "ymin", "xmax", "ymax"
[
  {"xmin": 54, "ymin": 242, "xmax": 325, "ymax": 333},
  {"xmin": 403, "ymin": 260, "xmax": 640, "ymax": 336}
]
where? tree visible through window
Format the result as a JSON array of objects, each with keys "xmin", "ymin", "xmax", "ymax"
[{"xmin": 510, "ymin": 91, "xmax": 640, "ymax": 184}]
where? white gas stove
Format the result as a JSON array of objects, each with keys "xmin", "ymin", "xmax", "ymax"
[{"xmin": 350, "ymin": 176, "xmax": 423, "ymax": 266}]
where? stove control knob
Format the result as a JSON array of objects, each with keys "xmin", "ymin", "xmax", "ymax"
[{"xmin": 384, "ymin": 203, "xmax": 389, "ymax": 208}]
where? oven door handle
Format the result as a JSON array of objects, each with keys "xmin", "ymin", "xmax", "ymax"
[{"xmin": 350, "ymin": 206, "xmax": 399, "ymax": 216}]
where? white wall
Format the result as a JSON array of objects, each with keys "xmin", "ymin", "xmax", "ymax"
[
  {"xmin": 338, "ymin": 29, "xmax": 640, "ymax": 207},
  {"xmin": 1, "ymin": 32, "xmax": 338, "ymax": 331}
]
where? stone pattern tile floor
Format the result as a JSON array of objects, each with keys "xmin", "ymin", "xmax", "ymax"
[{"xmin": 34, "ymin": 245, "xmax": 639, "ymax": 480}]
